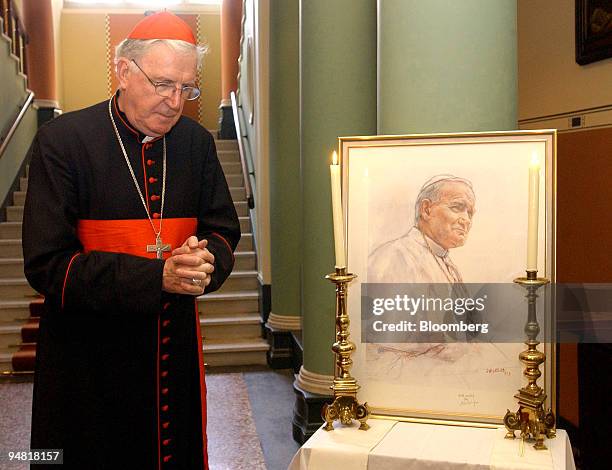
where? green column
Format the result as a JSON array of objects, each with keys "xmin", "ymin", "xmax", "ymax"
[
  {"xmin": 301, "ymin": 0, "xmax": 377, "ymax": 376},
  {"xmin": 269, "ymin": 0, "xmax": 301, "ymax": 322},
  {"xmin": 378, "ymin": 0, "xmax": 517, "ymax": 134}
]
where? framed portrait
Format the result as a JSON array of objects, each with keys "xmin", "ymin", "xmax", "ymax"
[
  {"xmin": 576, "ymin": 0, "xmax": 612, "ymax": 64},
  {"xmin": 340, "ymin": 130, "xmax": 557, "ymax": 426}
]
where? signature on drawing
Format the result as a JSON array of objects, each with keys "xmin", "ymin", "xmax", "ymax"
[
  {"xmin": 457, "ymin": 393, "xmax": 479, "ymax": 407},
  {"xmin": 485, "ymin": 367, "xmax": 511, "ymax": 377}
]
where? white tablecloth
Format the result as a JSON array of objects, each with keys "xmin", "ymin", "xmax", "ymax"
[
  {"xmin": 288, "ymin": 419, "xmax": 396, "ymax": 470},
  {"xmin": 288, "ymin": 419, "xmax": 576, "ymax": 470}
]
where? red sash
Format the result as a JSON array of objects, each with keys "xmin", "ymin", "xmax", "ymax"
[{"xmin": 77, "ymin": 218, "xmax": 198, "ymax": 259}]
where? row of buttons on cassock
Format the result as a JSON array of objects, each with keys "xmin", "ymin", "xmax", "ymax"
[{"xmin": 160, "ymin": 301, "xmax": 172, "ymax": 465}]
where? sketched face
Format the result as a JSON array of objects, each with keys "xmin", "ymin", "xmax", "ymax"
[{"xmin": 420, "ymin": 181, "xmax": 475, "ymax": 249}]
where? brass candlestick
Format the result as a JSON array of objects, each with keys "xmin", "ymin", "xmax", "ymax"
[
  {"xmin": 322, "ymin": 266, "xmax": 370, "ymax": 431},
  {"xmin": 504, "ymin": 270, "xmax": 556, "ymax": 450}
]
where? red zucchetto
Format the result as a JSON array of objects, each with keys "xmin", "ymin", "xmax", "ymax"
[{"xmin": 127, "ymin": 11, "xmax": 196, "ymax": 45}]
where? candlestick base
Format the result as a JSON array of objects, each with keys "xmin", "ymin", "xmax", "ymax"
[
  {"xmin": 504, "ymin": 270, "xmax": 556, "ymax": 449},
  {"xmin": 322, "ymin": 267, "xmax": 370, "ymax": 431}
]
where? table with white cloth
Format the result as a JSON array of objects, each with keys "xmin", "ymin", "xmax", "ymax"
[{"xmin": 288, "ymin": 419, "xmax": 576, "ymax": 470}]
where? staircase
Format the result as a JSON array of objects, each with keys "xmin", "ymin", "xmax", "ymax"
[
  {"xmin": 0, "ymin": 138, "xmax": 268, "ymax": 374},
  {"xmin": 0, "ymin": 163, "xmax": 38, "ymax": 374},
  {"xmin": 198, "ymin": 139, "xmax": 268, "ymax": 366},
  {"xmin": 0, "ymin": 1, "xmax": 36, "ymax": 373}
]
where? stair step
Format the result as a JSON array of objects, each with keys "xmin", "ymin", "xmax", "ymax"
[
  {"xmin": 0, "ymin": 351, "xmax": 13, "ymax": 373},
  {"xmin": 0, "ymin": 324, "xmax": 22, "ymax": 351},
  {"xmin": 218, "ymin": 270, "xmax": 258, "ymax": 293},
  {"xmin": 11, "ymin": 344, "xmax": 36, "ymax": 372},
  {"xmin": 236, "ymin": 233, "xmax": 252, "ymax": 251},
  {"xmin": 198, "ymin": 290, "xmax": 259, "ymax": 316},
  {"xmin": 0, "ymin": 278, "xmax": 37, "ymax": 299},
  {"xmin": 214, "ymin": 139, "xmax": 238, "ymax": 151},
  {"xmin": 203, "ymin": 338, "xmax": 268, "ymax": 353},
  {"xmin": 21, "ymin": 318, "xmax": 39, "ymax": 343},
  {"xmin": 13, "ymin": 191, "xmax": 26, "ymax": 206},
  {"xmin": 0, "ymin": 258, "xmax": 24, "ymax": 277},
  {"xmin": 230, "ymin": 187, "xmax": 246, "ymax": 201},
  {"xmin": 226, "ymin": 174, "xmax": 244, "ymax": 187},
  {"xmin": 202, "ymin": 338, "xmax": 269, "ymax": 367},
  {"xmin": 234, "ymin": 201, "xmax": 248, "ymax": 217},
  {"xmin": 221, "ymin": 161, "xmax": 242, "ymax": 175},
  {"xmin": 0, "ymin": 299, "xmax": 39, "ymax": 322},
  {"xmin": 234, "ymin": 251, "xmax": 256, "ymax": 271},
  {"xmin": 200, "ymin": 314, "xmax": 261, "ymax": 341},
  {"xmin": 201, "ymin": 314, "xmax": 261, "ymax": 326},
  {"xmin": 6, "ymin": 206, "xmax": 23, "ymax": 222},
  {"xmin": 217, "ymin": 150, "xmax": 240, "ymax": 164},
  {"xmin": 0, "ymin": 222, "xmax": 21, "ymax": 239},
  {"xmin": 239, "ymin": 216, "xmax": 250, "ymax": 233},
  {"xmin": 0, "ymin": 239, "xmax": 22, "ymax": 258},
  {"xmin": 20, "ymin": 177, "xmax": 27, "ymax": 191}
]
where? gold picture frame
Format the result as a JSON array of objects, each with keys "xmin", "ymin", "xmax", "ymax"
[{"xmin": 339, "ymin": 130, "xmax": 557, "ymax": 426}]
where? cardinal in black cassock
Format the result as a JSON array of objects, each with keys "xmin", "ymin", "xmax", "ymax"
[{"xmin": 22, "ymin": 12, "xmax": 240, "ymax": 469}]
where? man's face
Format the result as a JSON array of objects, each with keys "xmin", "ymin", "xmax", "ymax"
[
  {"xmin": 420, "ymin": 181, "xmax": 476, "ymax": 250},
  {"xmin": 118, "ymin": 43, "xmax": 197, "ymax": 136}
]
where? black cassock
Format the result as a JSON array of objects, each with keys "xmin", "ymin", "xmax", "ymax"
[{"xmin": 23, "ymin": 94, "xmax": 240, "ymax": 469}]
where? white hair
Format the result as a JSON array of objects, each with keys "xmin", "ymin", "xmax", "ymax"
[
  {"xmin": 414, "ymin": 175, "xmax": 474, "ymax": 223},
  {"xmin": 114, "ymin": 38, "xmax": 208, "ymax": 69}
]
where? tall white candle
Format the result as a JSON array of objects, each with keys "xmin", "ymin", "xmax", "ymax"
[
  {"xmin": 527, "ymin": 152, "xmax": 540, "ymax": 271},
  {"xmin": 330, "ymin": 151, "xmax": 346, "ymax": 268}
]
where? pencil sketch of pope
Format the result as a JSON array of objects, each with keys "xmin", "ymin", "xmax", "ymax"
[{"xmin": 368, "ymin": 174, "xmax": 476, "ymax": 285}]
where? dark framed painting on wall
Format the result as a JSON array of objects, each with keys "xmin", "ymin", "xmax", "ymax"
[{"xmin": 576, "ymin": 0, "xmax": 612, "ymax": 64}]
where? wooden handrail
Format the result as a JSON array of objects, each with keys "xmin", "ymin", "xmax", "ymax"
[
  {"xmin": 0, "ymin": 91, "xmax": 34, "ymax": 160},
  {"xmin": 1, "ymin": 0, "xmax": 29, "ymax": 76},
  {"xmin": 1, "ymin": 0, "xmax": 9, "ymax": 38},
  {"xmin": 230, "ymin": 91, "xmax": 254, "ymax": 210}
]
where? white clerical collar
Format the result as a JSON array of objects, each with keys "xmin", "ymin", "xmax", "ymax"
[
  {"xmin": 416, "ymin": 228, "xmax": 448, "ymax": 258},
  {"xmin": 425, "ymin": 235, "xmax": 448, "ymax": 257},
  {"xmin": 142, "ymin": 136, "xmax": 155, "ymax": 143}
]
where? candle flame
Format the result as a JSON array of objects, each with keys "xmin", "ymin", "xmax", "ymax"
[
  {"xmin": 530, "ymin": 152, "xmax": 540, "ymax": 169},
  {"xmin": 332, "ymin": 150, "xmax": 338, "ymax": 165}
]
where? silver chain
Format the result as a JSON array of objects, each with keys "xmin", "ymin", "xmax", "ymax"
[{"xmin": 107, "ymin": 98, "xmax": 167, "ymax": 239}]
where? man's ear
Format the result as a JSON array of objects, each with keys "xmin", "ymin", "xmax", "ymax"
[
  {"xmin": 420, "ymin": 199, "xmax": 432, "ymax": 221},
  {"xmin": 116, "ymin": 58, "xmax": 130, "ymax": 90}
]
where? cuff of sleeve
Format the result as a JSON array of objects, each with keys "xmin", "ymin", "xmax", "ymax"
[
  {"xmin": 63, "ymin": 253, "xmax": 167, "ymax": 316},
  {"xmin": 204, "ymin": 236, "xmax": 236, "ymax": 294}
]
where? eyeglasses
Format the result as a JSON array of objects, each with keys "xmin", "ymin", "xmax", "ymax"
[{"xmin": 131, "ymin": 60, "xmax": 201, "ymax": 101}]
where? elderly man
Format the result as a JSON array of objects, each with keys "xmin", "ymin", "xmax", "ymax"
[
  {"xmin": 369, "ymin": 175, "xmax": 475, "ymax": 284},
  {"xmin": 23, "ymin": 12, "xmax": 239, "ymax": 469}
]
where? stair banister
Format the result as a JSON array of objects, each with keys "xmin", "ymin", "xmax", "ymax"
[
  {"xmin": 1, "ymin": 0, "xmax": 29, "ymax": 77},
  {"xmin": 230, "ymin": 91, "xmax": 254, "ymax": 210},
  {"xmin": 0, "ymin": 91, "xmax": 34, "ymax": 161}
]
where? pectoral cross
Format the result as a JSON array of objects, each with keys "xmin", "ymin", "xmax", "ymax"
[{"xmin": 147, "ymin": 236, "xmax": 171, "ymax": 259}]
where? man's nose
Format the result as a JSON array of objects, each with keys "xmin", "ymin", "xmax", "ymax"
[
  {"xmin": 166, "ymin": 88, "xmax": 183, "ymax": 110},
  {"xmin": 458, "ymin": 212, "xmax": 471, "ymax": 227}
]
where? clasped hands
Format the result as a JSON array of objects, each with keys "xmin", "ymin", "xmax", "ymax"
[{"xmin": 162, "ymin": 236, "xmax": 214, "ymax": 295}]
